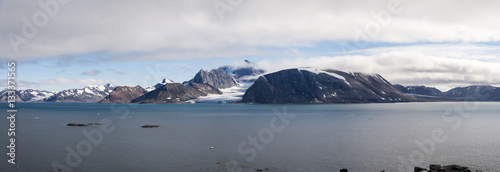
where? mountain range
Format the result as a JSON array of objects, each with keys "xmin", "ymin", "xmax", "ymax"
[
  {"xmin": 2, "ymin": 60, "xmax": 499, "ymax": 104},
  {"xmin": 43, "ymin": 84, "xmax": 116, "ymax": 102},
  {"xmin": 0, "ymin": 89, "xmax": 54, "ymax": 102},
  {"xmin": 395, "ymin": 84, "xmax": 500, "ymax": 101}
]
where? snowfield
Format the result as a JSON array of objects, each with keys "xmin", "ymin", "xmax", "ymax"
[{"xmin": 190, "ymin": 82, "xmax": 252, "ymax": 103}]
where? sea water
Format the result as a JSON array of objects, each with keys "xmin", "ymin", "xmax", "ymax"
[{"xmin": 1, "ymin": 102, "xmax": 500, "ymax": 171}]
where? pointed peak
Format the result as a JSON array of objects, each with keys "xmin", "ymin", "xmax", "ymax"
[{"xmin": 162, "ymin": 79, "xmax": 174, "ymax": 84}]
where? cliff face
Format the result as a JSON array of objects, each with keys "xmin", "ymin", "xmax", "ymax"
[
  {"xmin": 190, "ymin": 69, "xmax": 237, "ymax": 89},
  {"xmin": 98, "ymin": 86, "xmax": 146, "ymax": 103},
  {"xmin": 241, "ymin": 68, "xmax": 414, "ymax": 103},
  {"xmin": 131, "ymin": 82, "xmax": 221, "ymax": 103}
]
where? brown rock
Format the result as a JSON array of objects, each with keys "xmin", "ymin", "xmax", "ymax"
[
  {"xmin": 66, "ymin": 123, "xmax": 88, "ymax": 127},
  {"xmin": 414, "ymin": 166, "xmax": 427, "ymax": 172}
]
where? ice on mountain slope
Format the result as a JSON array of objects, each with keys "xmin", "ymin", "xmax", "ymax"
[
  {"xmin": 190, "ymin": 82, "xmax": 252, "ymax": 103},
  {"xmin": 297, "ymin": 67, "xmax": 347, "ymax": 82}
]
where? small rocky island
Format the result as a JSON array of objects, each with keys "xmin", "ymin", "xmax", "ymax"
[
  {"xmin": 66, "ymin": 123, "xmax": 105, "ymax": 127},
  {"xmin": 340, "ymin": 164, "xmax": 478, "ymax": 172},
  {"xmin": 416, "ymin": 164, "xmax": 476, "ymax": 172}
]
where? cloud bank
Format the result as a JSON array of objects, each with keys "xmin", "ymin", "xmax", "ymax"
[
  {"xmin": 40, "ymin": 78, "xmax": 115, "ymax": 85},
  {"xmin": 80, "ymin": 70, "xmax": 100, "ymax": 76},
  {"xmin": 257, "ymin": 44, "xmax": 500, "ymax": 91},
  {"xmin": 1, "ymin": 0, "xmax": 499, "ymax": 61}
]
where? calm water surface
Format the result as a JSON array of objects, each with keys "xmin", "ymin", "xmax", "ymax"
[{"xmin": 1, "ymin": 102, "xmax": 500, "ymax": 171}]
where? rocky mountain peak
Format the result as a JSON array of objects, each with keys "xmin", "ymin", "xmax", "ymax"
[
  {"xmin": 98, "ymin": 85, "xmax": 146, "ymax": 103},
  {"xmin": 190, "ymin": 69, "xmax": 237, "ymax": 89},
  {"xmin": 162, "ymin": 78, "xmax": 174, "ymax": 84}
]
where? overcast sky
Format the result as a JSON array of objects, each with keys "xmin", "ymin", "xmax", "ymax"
[{"xmin": 1, "ymin": 0, "xmax": 499, "ymax": 91}]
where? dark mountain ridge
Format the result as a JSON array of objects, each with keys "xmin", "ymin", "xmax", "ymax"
[
  {"xmin": 395, "ymin": 84, "xmax": 500, "ymax": 101},
  {"xmin": 241, "ymin": 68, "xmax": 414, "ymax": 104}
]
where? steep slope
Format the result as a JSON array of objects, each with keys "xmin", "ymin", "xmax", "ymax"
[
  {"xmin": 44, "ymin": 84, "xmax": 116, "ymax": 102},
  {"xmin": 241, "ymin": 68, "xmax": 414, "ymax": 103},
  {"xmin": 131, "ymin": 82, "xmax": 221, "ymax": 103},
  {"xmin": 187, "ymin": 69, "xmax": 237, "ymax": 89},
  {"xmin": 98, "ymin": 86, "xmax": 146, "ymax": 103}
]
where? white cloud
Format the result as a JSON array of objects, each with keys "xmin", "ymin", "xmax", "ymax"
[
  {"xmin": 80, "ymin": 69, "xmax": 100, "ymax": 76},
  {"xmin": 256, "ymin": 44, "xmax": 500, "ymax": 91},
  {"xmin": 41, "ymin": 78, "xmax": 115, "ymax": 85},
  {"xmin": 0, "ymin": 79, "xmax": 38, "ymax": 89},
  {"xmin": 1, "ymin": 0, "xmax": 499, "ymax": 61}
]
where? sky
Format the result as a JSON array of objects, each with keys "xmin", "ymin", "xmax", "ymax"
[{"xmin": 0, "ymin": 0, "xmax": 499, "ymax": 92}]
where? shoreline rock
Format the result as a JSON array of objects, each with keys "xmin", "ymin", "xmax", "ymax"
[
  {"xmin": 340, "ymin": 164, "xmax": 475, "ymax": 172},
  {"xmin": 66, "ymin": 123, "xmax": 88, "ymax": 127},
  {"xmin": 141, "ymin": 125, "xmax": 160, "ymax": 128},
  {"xmin": 427, "ymin": 164, "xmax": 472, "ymax": 172},
  {"xmin": 66, "ymin": 123, "xmax": 106, "ymax": 127}
]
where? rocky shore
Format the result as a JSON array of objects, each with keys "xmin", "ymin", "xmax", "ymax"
[
  {"xmin": 339, "ymin": 164, "xmax": 479, "ymax": 172},
  {"xmin": 66, "ymin": 123, "xmax": 105, "ymax": 127},
  {"xmin": 141, "ymin": 125, "xmax": 160, "ymax": 128},
  {"xmin": 416, "ymin": 164, "xmax": 477, "ymax": 172}
]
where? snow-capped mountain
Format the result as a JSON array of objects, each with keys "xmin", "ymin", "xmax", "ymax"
[
  {"xmin": 192, "ymin": 60, "xmax": 265, "ymax": 103},
  {"xmin": 0, "ymin": 89, "xmax": 55, "ymax": 102},
  {"xmin": 44, "ymin": 83, "xmax": 116, "ymax": 102},
  {"xmin": 145, "ymin": 79, "xmax": 174, "ymax": 92},
  {"xmin": 184, "ymin": 69, "xmax": 238, "ymax": 89},
  {"xmin": 218, "ymin": 60, "xmax": 265, "ymax": 82}
]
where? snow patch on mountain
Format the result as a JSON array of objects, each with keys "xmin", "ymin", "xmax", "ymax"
[
  {"xmin": 298, "ymin": 67, "xmax": 347, "ymax": 82},
  {"xmin": 0, "ymin": 89, "xmax": 56, "ymax": 102},
  {"xmin": 145, "ymin": 79, "xmax": 174, "ymax": 92},
  {"xmin": 43, "ymin": 84, "xmax": 116, "ymax": 102}
]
